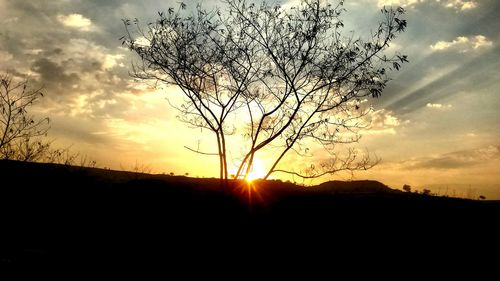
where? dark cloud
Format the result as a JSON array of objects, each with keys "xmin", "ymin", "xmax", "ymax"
[
  {"xmin": 412, "ymin": 157, "xmax": 477, "ymax": 169},
  {"xmin": 32, "ymin": 57, "xmax": 80, "ymax": 87},
  {"xmin": 403, "ymin": 145, "xmax": 500, "ymax": 170}
]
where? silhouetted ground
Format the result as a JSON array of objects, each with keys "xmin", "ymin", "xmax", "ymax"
[{"xmin": 1, "ymin": 160, "xmax": 499, "ymax": 269}]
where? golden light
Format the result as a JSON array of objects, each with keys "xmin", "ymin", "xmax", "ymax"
[
  {"xmin": 229, "ymin": 158, "xmax": 269, "ymax": 205},
  {"xmin": 244, "ymin": 158, "xmax": 266, "ymax": 183}
]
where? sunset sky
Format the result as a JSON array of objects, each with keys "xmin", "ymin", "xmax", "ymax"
[{"xmin": 1, "ymin": 0, "xmax": 499, "ymax": 198}]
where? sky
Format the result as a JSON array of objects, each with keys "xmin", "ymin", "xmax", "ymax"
[{"xmin": 1, "ymin": 0, "xmax": 499, "ymax": 198}]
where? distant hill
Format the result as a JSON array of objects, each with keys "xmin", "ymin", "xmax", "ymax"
[{"xmin": 313, "ymin": 180, "xmax": 399, "ymax": 194}]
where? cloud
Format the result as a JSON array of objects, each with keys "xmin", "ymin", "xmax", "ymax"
[
  {"xmin": 23, "ymin": 49, "xmax": 44, "ymax": 55},
  {"xmin": 445, "ymin": 0, "xmax": 477, "ymax": 10},
  {"xmin": 376, "ymin": 0, "xmax": 420, "ymax": 8},
  {"xmin": 27, "ymin": 38, "xmax": 127, "ymax": 98},
  {"xmin": 103, "ymin": 54, "xmax": 125, "ymax": 70},
  {"xmin": 376, "ymin": 0, "xmax": 477, "ymax": 11},
  {"xmin": 384, "ymin": 46, "xmax": 500, "ymax": 115},
  {"xmin": 22, "ymin": 40, "xmax": 134, "ymax": 148},
  {"xmin": 2, "ymin": 17, "xmax": 19, "ymax": 24},
  {"xmin": 133, "ymin": 36, "xmax": 151, "ymax": 47},
  {"xmin": 48, "ymin": 114, "xmax": 112, "ymax": 145},
  {"xmin": 430, "ymin": 35, "xmax": 493, "ymax": 52},
  {"xmin": 403, "ymin": 145, "xmax": 500, "ymax": 170},
  {"xmin": 31, "ymin": 57, "xmax": 80, "ymax": 87},
  {"xmin": 64, "ymin": 38, "xmax": 125, "ymax": 71},
  {"xmin": 362, "ymin": 109, "xmax": 407, "ymax": 135},
  {"xmin": 57, "ymin": 14, "xmax": 94, "ymax": 31},
  {"xmin": 426, "ymin": 103, "xmax": 452, "ymax": 109},
  {"xmin": 0, "ymin": 50, "xmax": 13, "ymax": 69}
]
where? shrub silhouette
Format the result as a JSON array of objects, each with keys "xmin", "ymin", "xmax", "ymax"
[{"xmin": 0, "ymin": 74, "xmax": 50, "ymax": 160}]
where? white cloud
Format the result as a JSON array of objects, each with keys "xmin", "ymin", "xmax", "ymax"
[
  {"xmin": 384, "ymin": 113, "xmax": 400, "ymax": 126},
  {"xmin": 64, "ymin": 38, "xmax": 125, "ymax": 71},
  {"xmin": 431, "ymin": 36, "xmax": 468, "ymax": 50},
  {"xmin": 281, "ymin": 0, "xmax": 335, "ymax": 10},
  {"xmin": 69, "ymin": 92, "xmax": 95, "ymax": 117},
  {"xmin": 426, "ymin": 103, "xmax": 452, "ymax": 109},
  {"xmin": 363, "ymin": 109, "xmax": 405, "ymax": 135},
  {"xmin": 133, "ymin": 36, "xmax": 151, "ymax": 47},
  {"xmin": 281, "ymin": 0, "xmax": 300, "ymax": 9},
  {"xmin": 430, "ymin": 35, "xmax": 492, "ymax": 52},
  {"xmin": 2, "ymin": 17, "xmax": 19, "ymax": 24},
  {"xmin": 377, "ymin": 0, "xmax": 420, "ymax": 8},
  {"xmin": 103, "ymin": 54, "xmax": 125, "ymax": 70},
  {"xmin": 376, "ymin": 0, "xmax": 477, "ymax": 11},
  {"xmin": 57, "ymin": 14, "xmax": 94, "ymax": 31},
  {"xmin": 445, "ymin": 0, "xmax": 477, "ymax": 10},
  {"xmin": 23, "ymin": 49, "xmax": 44, "ymax": 55}
]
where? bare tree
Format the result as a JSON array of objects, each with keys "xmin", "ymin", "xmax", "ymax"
[
  {"xmin": 122, "ymin": 0, "xmax": 408, "ymax": 187},
  {"xmin": 0, "ymin": 74, "xmax": 50, "ymax": 160}
]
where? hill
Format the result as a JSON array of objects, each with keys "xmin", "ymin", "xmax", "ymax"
[
  {"xmin": 314, "ymin": 180, "xmax": 398, "ymax": 193},
  {"xmin": 1, "ymin": 160, "xmax": 499, "ymax": 268}
]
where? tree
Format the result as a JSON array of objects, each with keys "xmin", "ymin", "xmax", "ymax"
[
  {"xmin": 122, "ymin": 0, "xmax": 408, "ymax": 187},
  {"xmin": 403, "ymin": 184, "xmax": 411, "ymax": 192},
  {"xmin": 0, "ymin": 74, "xmax": 50, "ymax": 160}
]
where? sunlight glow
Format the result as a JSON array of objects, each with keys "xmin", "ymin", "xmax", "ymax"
[{"xmin": 244, "ymin": 158, "xmax": 266, "ymax": 183}]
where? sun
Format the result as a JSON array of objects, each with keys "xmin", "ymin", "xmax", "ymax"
[
  {"xmin": 245, "ymin": 172, "xmax": 258, "ymax": 183},
  {"xmin": 244, "ymin": 158, "xmax": 266, "ymax": 183}
]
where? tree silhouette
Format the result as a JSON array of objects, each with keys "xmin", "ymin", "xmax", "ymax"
[
  {"xmin": 122, "ymin": 0, "xmax": 408, "ymax": 187},
  {"xmin": 0, "ymin": 74, "xmax": 50, "ymax": 160}
]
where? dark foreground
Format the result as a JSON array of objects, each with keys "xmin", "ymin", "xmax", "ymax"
[{"xmin": 1, "ymin": 160, "xmax": 499, "ymax": 269}]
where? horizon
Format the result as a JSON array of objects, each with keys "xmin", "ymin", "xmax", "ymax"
[{"xmin": 1, "ymin": 0, "xmax": 499, "ymax": 199}]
